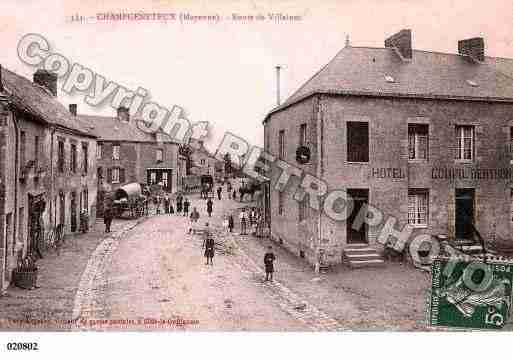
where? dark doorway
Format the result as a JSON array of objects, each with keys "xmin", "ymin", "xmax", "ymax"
[
  {"xmin": 70, "ymin": 192, "xmax": 77, "ymax": 232},
  {"xmin": 347, "ymin": 189, "xmax": 368, "ymax": 243},
  {"xmin": 28, "ymin": 194, "xmax": 45, "ymax": 257},
  {"xmin": 147, "ymin": 169, "xmax": 173, "ymax": 192},
  {"xmin": 455, "ymin": 188, "xmax": 475, "ymax": 240}
]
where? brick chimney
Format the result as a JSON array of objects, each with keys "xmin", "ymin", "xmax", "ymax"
[
  {"xmin": 458, "ymin": 37, "xmax": 485, "ymax": 62},
  {"xmin": 33, "ymin": 69, "xmax": 58, "ymax": 96},
  {"xmin": 385, "ymin": 29, "xmax": 412, "ymax": 61},
  {"xmin": 69, "ymin": 104, "xmax": 77, "ymax": 116},
  {"xmin": 117, "ymin": 106, "xmax": 129, "ymax": 122}
]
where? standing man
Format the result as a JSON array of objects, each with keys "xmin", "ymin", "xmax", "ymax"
[
  {"xmin": 217, "ymin": 186, "xmax": 222, "ymax": 200},
  {"xmin": 206, "ymin": 198, "xmax": 213, "ymax": 217},
  {"xmin": 164, "ymin": 193, "xmax": 170, "ymax": 214},
  {"xmin": 183, "ymin": 197, "xmax": 190, "ymax": 217},
  {"xmin": 202, "ymin": 223, "xmax": 215, "ymax": 265},
  {"xmin": 176, "ymin": 193, "xmax": 183, "ymax": 215},
  {"xmin": 189, "ymin": 207, "xmax": 200, "ymax": 234},
  {"xmin": 239, "ymin": 208, "xmax": 247, "ymax": 235},
  {"xmin": 103, "ymin": 196, "xmax": 114, "ymax": 233},
  {"xmin": 228, "ymin": 214, "xmax": 234, "ymax": 233},
  {"xmin": 264, "ymin": 246, "xmax": 276, "ymax": 281}
]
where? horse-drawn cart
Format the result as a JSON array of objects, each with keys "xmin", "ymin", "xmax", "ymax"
[{"xmin": 112, "ymin": 183, "xmax": 148, "ymax": 218}]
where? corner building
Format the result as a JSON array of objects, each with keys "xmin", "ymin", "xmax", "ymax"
[{"xmin": 263, "ymin": 29, "xmax": 513, "ymax": 267}]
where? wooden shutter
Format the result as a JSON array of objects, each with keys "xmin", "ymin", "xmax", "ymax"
[
  {"xmin": 119, "ymin": 168, "xmax": 126, "ymax": 183},
  {"xmin": 107, "ymin": 168, "xmax": 113, "ymax": 183}
]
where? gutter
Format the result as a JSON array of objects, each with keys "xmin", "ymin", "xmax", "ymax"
[{"xmin": 314, "ymin": 94, "xmax": 324, "ymax": 273}]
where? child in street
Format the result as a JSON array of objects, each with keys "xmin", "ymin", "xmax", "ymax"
[{"xmin": 264, "ymin": 246, "xmax": 276, "ymax": 281}]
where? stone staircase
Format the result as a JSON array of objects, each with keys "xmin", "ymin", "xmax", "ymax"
[{"xmin": 343, "ymin": 244, "xmax": 385, "ymax": 268}]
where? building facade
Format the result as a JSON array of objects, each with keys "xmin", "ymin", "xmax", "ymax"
[
  {"xmin": 0, "ymin": 67, "xmax": 97, "ymax": 290},
  {"xmin": 79, "ymin": 108, "xmax": 181, "ymax": 216},
  {"xmin": 264, "ymin": 30, "xmax": 513, "ymax": 267}
]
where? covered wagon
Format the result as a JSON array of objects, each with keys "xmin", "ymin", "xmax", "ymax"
[{"xmin": 112, "ymin": 183, "xmax": 148, "ymax": 218}]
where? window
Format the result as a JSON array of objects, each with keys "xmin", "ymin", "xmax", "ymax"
[
  {"xmin": 408, "ymin": 189, "xmax": 429, "ymax": 226},
  {"xmin": 20, "ymin": 131, "xmax": 26, "ymax": 166},
  {"xmin": 299, "ymin": 124, "xmax": 307, "ymax": 146},
  {"xmin": 97, "ymin": 143, "xmax": 102, "ymax": 159},
  {"xmin": 82, "ymin": 189, "xmax": 89, "ymax": 212},
  {"xmin": 70, "ymin": 144, "xmax": 77, "ymax": 173},
  {"xmin": 278, "ymin": 191, "xmax": 284, "ymax": 215},
  {"xmin": 82, "ymin": 143, "xmax": 88, "ymax": 174},
  {"xmin": 200, "ymin": 159, "xmax": 206, "ymax": 165},
  {"xmin": 34, "ymin": 136, "xmax": 39, "ymax": 167},
  {"xmin": 298, "ymin": 198, "xmax": 308, "ymax": 222},
  {"xmin": 150, "ymin": 171, "xmax": 157, "ymax": 184},
  {"xmin": 112, "ymin": 144, "xmax": 120, "ymax": 160},
  {"xmin": 279, "ymin": 130, "xmax": 285, "ymax": 159},
  {"xmin": 58, "ymin": 140, "xmax": 65, "ymax": 173},
  {"xmin": 162, "ymin": 172, "xmax": 168, "ymax": 187},
  {"xmin": 455, "ymin": 125, "xmax": 474, "ymax": 161},
  {"xmin": 156, "ymin": 149, "xmax": 163, "ymax": 162},
  {"xmin": 347, "ymin": 122, "xmax": 369, "ymax": 162},
  {"xmin": 408, "ymin": 124, "xmax": 428, "ymax": 160},
  {"xmin": 111, "ymin": 167, "xmax": 120, "ymax": 183}
]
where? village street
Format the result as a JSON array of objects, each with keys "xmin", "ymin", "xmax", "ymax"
[{"xmin": 69, "ymin": 193, "xmax": 431, "ymax": 331}]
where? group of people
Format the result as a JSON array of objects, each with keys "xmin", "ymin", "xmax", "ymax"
[{"xmin": 153, "ymin": 193, "xmax": 191, "ymax": 216}]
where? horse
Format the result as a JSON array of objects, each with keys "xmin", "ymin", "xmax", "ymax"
[{"xmin": 239, "ymin": 182, "xmax": 261, "ymax": 202}]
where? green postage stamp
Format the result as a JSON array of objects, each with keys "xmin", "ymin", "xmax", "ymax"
[{"xmin": 429, "ymin": 256, "xmax": 513, "ymax": 329}]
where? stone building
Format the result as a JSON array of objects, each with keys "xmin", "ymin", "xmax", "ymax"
[
  {"xmin": 189, "ymin": 140, "xmax": 224, "ymax": 180},
  {"xmin": 263, "ymin": 29, "xmax": 513, "ymax": 268},
  {"xmin": 78, "ymin": 108, "xmax": 182, "ymax": 216},
  {"xmin": 0, "ymin": 67, "xmax": 97, "ymax": 290}
]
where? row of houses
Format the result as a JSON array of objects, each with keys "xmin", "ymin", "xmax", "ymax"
[
  {"xmin": 263, "ymin": 29, "xmax": 513, "ymax": 268},
  {"xmin": 0, "ymin": 66, "xmax": 183, "ymax": 290}
]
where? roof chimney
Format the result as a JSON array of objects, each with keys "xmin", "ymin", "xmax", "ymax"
[
  {"xmin": 69, "ymin": 103, "xmax": 77, "ymax": 116},
  {"xmin": 385, "ymin": 29, "xmax": 412, "ymax": 61},
  {"xmin": 117, "ymin": 106, "xmax": 129, "ymax": 122},
  {"xmin": 33, "ymin": 69, "xmax": 58, "ymax": 96},
  {"xmin": 458, "ymin": 37, "xmax": 485, "ymax": 62}
]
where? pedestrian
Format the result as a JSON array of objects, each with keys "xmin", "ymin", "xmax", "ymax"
[
  {"xmin": 264, "ymin": 246, "xmax": 276, "ymax": 281},
  {"xmin": 239, "ymin": 208, "xmax": 247, "ymax": 235},
  {"xmin": 176, "ymin": 194, "xmax": 183, "ymax": 214},
  {"xmin": 222, "ymin": 215, "xmax": 229, "ymax": 233},
  {"xmin": 206, "ymin": 198, "xmax": 213, "ymax": 217},
  {"xmin": 202, "ymin": 223, "xmax": 215, "ymax": 265},
  {"xmin": 217, "ymin": 186, "xmax": 222, "ymax": 200},
  {"xmin": 189, "ymin": 207, "xmax": 200, "ymax": 234},
  {"xmin": 232, "ymin": 189, "xmax": 237, "ymax": 201},
  {"xmin": 164, "ymin": 194, "xmax": 170, "ymax": 214},
  {"xmin": 169, "ymin": 202, "xmax": 175, "ymax": 214},
  {"xmin": 103, "ymin": 205, "xmax": 113, "ymax": 233},
  {"xmin": 183, "ymin": 197, "xmax": 190, "ymax": 217},
  {"xmin": 155, "ymin": 194, "xmax": 161, "ymax": 215},
  {"xmin": 250, "ymin": 207, "xmax": 256, "ymax": 226},
  {"xmin": 228, "ymin": 214, "xmax": 234, "ymax": 233}
]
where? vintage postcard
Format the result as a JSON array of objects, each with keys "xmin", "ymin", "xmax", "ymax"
[{"xmin": 1, "ymin": 0, "xmax": 513, "ymax": 356}]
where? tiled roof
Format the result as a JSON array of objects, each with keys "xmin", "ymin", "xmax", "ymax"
[
  {"xmin": 1, "ymin": 66, "xmax": 96, "ymax": 137},
  {"xmin": 77, "ymin": 115, "xmax": 155, "ymax": 142},
  {"xmin": 267, "ymin": 46, "xmax": 513, "ymax": 119}
]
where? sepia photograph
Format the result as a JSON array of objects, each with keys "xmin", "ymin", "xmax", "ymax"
[{"xmin": 1, "ymin": 0, "xmax": 513, "ymax": 357}]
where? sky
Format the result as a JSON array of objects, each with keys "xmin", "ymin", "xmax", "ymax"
[{"xmin": 1, "ymin": 0, "xmax": 513, "ymax": 150}]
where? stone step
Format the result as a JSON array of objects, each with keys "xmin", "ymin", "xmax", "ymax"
[
  {"xmin": 349, "ymin": 259, "xmax": 385, "ymax": 268},
  {"xmin": 345, "ymin": 253, "xmax": 381, "ymax": 259},
  {"xmin": 343, "ymin": 245, "xmax": 384, "ymax": 269}
]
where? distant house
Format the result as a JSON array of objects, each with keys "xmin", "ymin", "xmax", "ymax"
[
  {"xmin": 264, "ymin": 29, "xmax": 513, "ymax": 268},
  {"xmin": 0, "ymin": 67, "xmax": 97, "ymax": 290},
  {"xmin": 189, "ymin": 140, "xmax": 225, "ymax": 181},
  {"xmin": 78, "ymin": 108, "xmax": 184, "ymax": 215}
]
